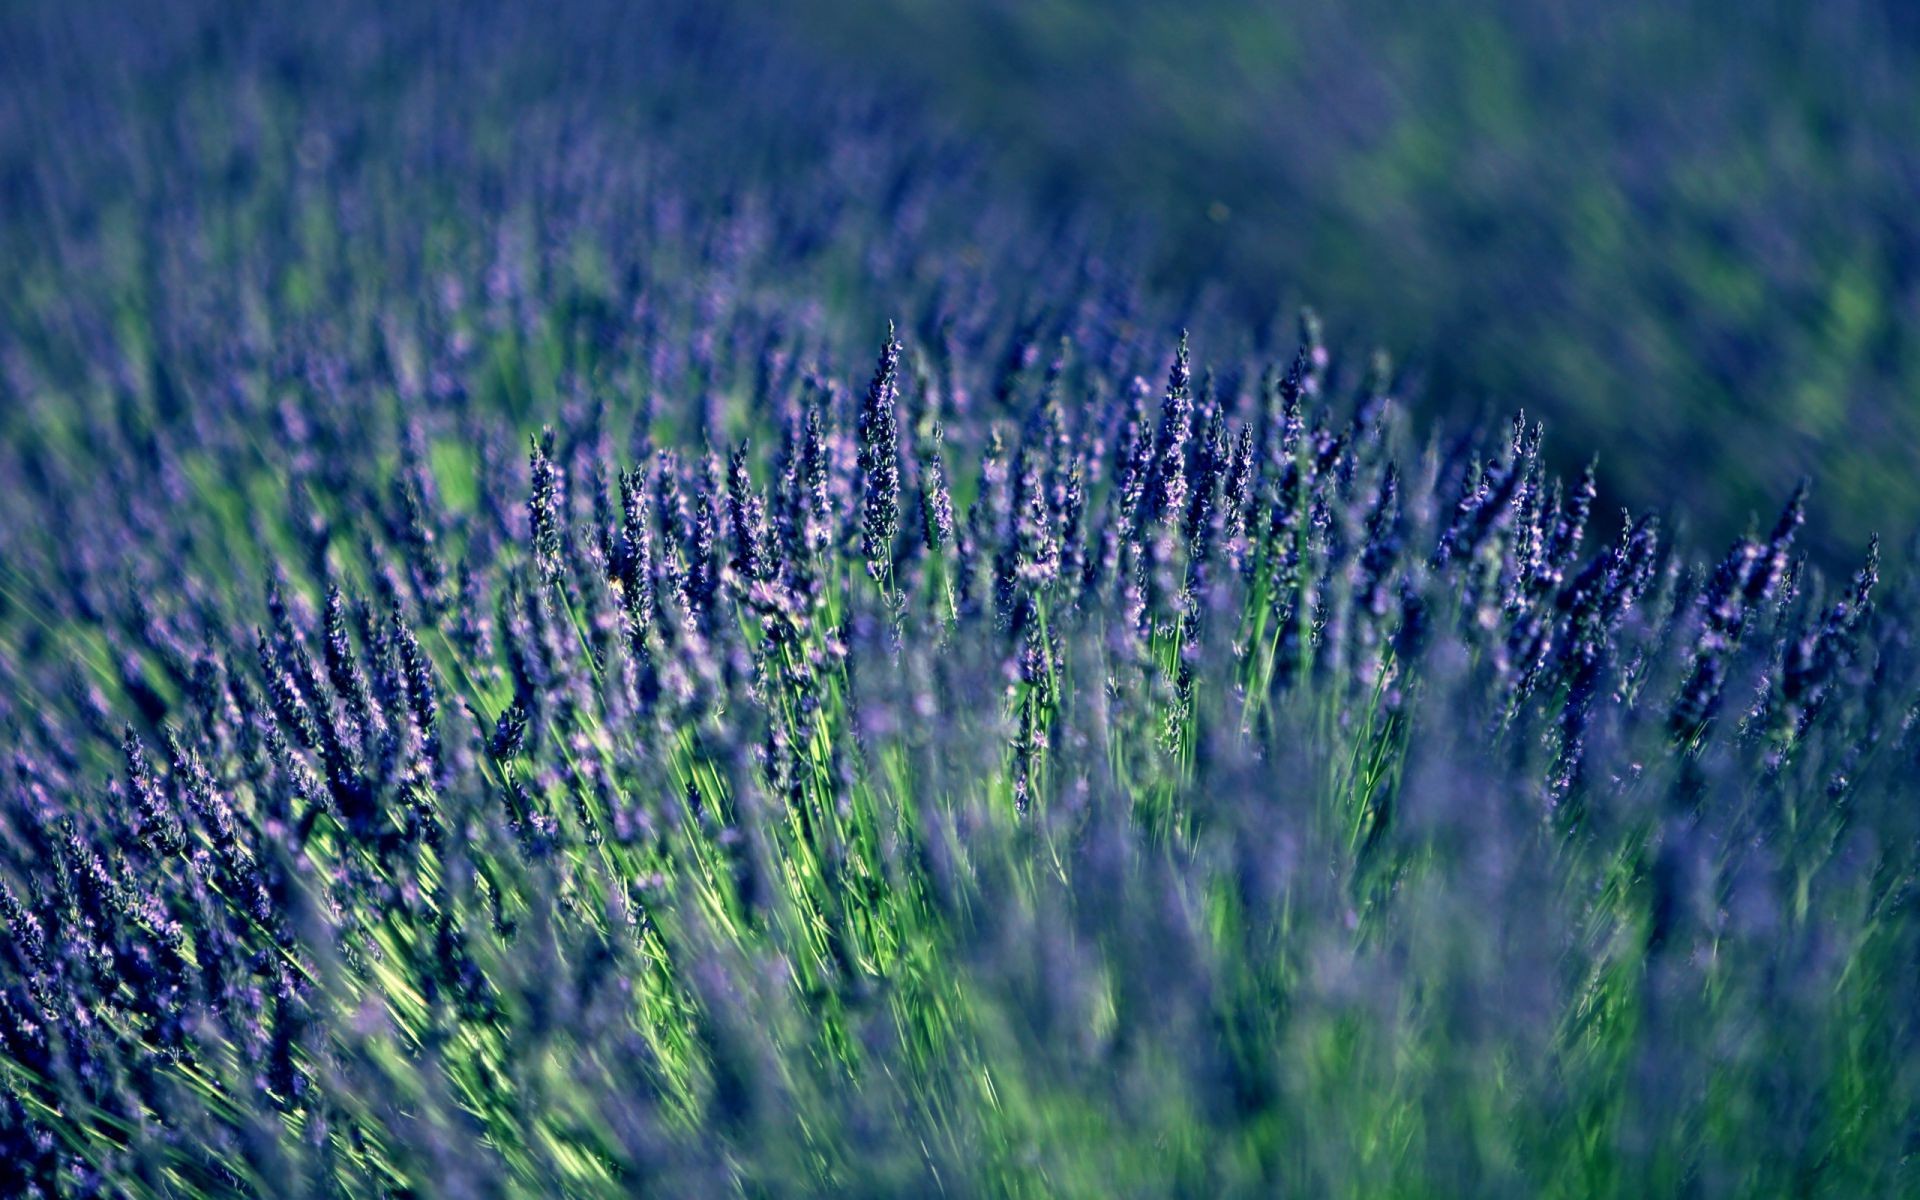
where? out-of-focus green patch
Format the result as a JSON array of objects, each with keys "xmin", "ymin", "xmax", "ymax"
[
  {"xmin": 784, "ymin": 0, "xmax": 1920, "ymax": 561},
  {"xmin": 430, "ymin": 438, "xmax": 481, "ymax": 514}
]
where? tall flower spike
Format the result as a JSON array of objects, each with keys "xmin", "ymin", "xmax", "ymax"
[
  {"xmin": 919, "ymin": 424, "xmax": 955, "ymax": 554},
  {"xmin": 801, "ymin": 394, "xmax": 834, "ymax": 558},
  {"xmin": 393, "ymin": 443, "xmax": 450, "ymax": 616},
  {"xmin": 1749, "ymin": 479, "xmax": 1807, "ymax": 608},
  {"xmin": 259, "ymin": 629, "xmax": 324, "ymax": 751},
  {"xmin": 123, "ymin": 728, "xmax": 185, "ymax": 857},
  {"xmin": 324, "ymin": 582, "xmax": 375, "ymax": 739},
  {"xmin": 617, "ymin": 468, "xmax": 657, "ymax": 643},
  {"xmin": 1152, "ymin": 331, "xmax": 1192, "ymax": 525},
  {"xmin": 726, "ymin": 442, "xmax": 771, "ymax": 585},
  {"xmin": 529, "ymin": 427, "xmax": 564, "ymax": 587},
  {"xmin": 391, "ymin": 607, "xmax": 440, "ymax": 764},
  {"xmin": 688, "ymin": 464, "xmax": 721, "ymax": 619},
  {"xmin": 859, "ymin": 322, "xmax": 902, "ymax": 584}
]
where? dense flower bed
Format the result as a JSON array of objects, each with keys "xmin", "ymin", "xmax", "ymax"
[{"xmin": 1, "ymin": 3, "xmax": 1915, "ymax": 1196}]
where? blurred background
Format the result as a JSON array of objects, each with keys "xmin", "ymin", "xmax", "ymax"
[
  {"xmin": 783, "ymin": 0, "xmax": 1920, "ymax": 564},
  {"xmin": 5, "ymin": 0, "xmax": 1916, "ymax": 566}
]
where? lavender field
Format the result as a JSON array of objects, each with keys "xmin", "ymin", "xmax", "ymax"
[{"xmin": 2, "ymin": 2, "xmax": 1917, "ymax": 1196}]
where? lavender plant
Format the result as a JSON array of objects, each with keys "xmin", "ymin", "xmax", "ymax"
[{"xmin": 2, "ymin": 2, "xmax": 1917, "ymax": 1197}]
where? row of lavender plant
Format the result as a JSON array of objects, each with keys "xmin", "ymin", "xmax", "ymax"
[{"xmin": 2, "ymin": 1, "xmax": 1918, "ymax": 1196}]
